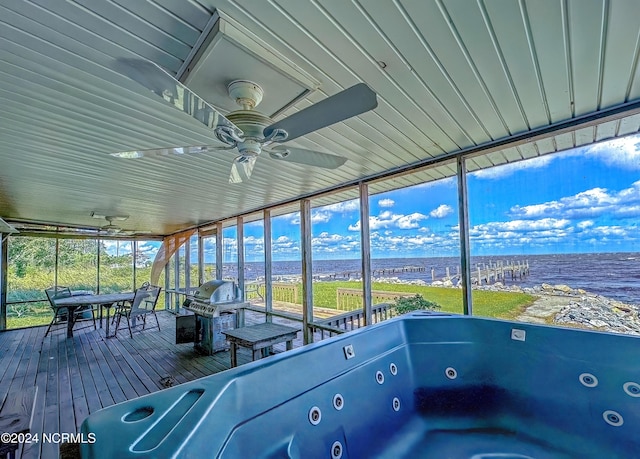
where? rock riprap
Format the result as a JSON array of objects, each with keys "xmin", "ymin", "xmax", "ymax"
[{"xmin": 502, "ymin": 283, "xmax": 640, "ymax": 335}]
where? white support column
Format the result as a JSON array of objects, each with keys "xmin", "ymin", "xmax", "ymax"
[
  {"xmin": 96, "ymin": 239, "xmax": 101, "ymax": 294},
  {"xmin": 174, "ymin": 243, "xmax": 180, "ymax": 311},
  {"xmin": 215, "ymin": 222, "xmax": 223, "ymax": 280},
  {"xmin": 359, "ymin": 183, "xmax": 373, "ymax": 325},
  {"xmin": 164, "ymin": 259, "xmax": 170, "ymax": 310},
  {"xmin": 54, "ymin": 238, "xmax": 59, "ymax": 287},
  {"xmin": 457, "ymin": 156, "xmax": 473, "ymax": 315},
  {"xmin": 0, "ymin": 236, "xmax": 7, "ymax": 330},
  {"xmin": 237, "ymin": 216, "xmax": 245, "ymax": 301},
  {"xmin": 263, "ymin": 209, "xmax": 273, "ymax": 322},
  {"xmin": 300, "ymin": 199, "xmax": 314, "ymax": 344},
  {"xmin": 197, "ymin": 232, "xmax": 204, "ymax": 286},
  {"xmin": 184, "ymin": 238, "xmax": 191, "ymax": 294},
  {"xmin": 132, "ymin": 240, "xmax": 138, "ymax": 288}
]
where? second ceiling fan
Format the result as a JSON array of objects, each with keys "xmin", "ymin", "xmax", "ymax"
[{"xmin": 111, "ymin": 59, "xmax": 378, "ymax": 183}]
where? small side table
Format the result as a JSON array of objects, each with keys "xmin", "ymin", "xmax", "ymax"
[{"xmin": 222, "ymin": 323, "xmax": 299, "ymax": 368}]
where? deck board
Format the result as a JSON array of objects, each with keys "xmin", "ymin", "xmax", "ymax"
[{"xmin": 0, "ymin": 310, "xmax": 319, "ymax": 459}]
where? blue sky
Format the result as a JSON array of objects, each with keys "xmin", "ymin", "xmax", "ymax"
[
  {"xmin": 110, "ymin": 134, "xmax": 640, "ymax": 262},
  {"xmin": 240, "ymin": 133, "xmax": 640, "ymax": 260}
]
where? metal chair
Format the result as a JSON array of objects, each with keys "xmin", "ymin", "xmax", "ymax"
[
  {"xmin": 43, "ymin": 286, "xmax": 96, "ymax": 337},
  {"xmin": 110, "ymin": 282, "xmax": 150, "ymax": 323},
  {"xmin": 113, "ymin": 284, "xmax": 162, "ymax": 338}
]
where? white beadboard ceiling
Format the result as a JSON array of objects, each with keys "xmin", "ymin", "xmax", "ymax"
[{"xmin": 1, "ymin": 0, "xmax": 640, "ymax": 236}]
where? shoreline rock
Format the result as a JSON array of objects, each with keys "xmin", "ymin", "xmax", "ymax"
[{"xmin": 476, "ymin": 281, "xmax": 640, "ymax": 335}]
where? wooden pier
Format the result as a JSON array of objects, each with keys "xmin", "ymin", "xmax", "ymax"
[
  {"xmin": 310, "ymin": 260, "xmax": 528, "ymax": 286},
  {"xmin": 313, "ymin": 265, "xmax": 426, "ymax": 281},
  {"xmin": 431, "ymin": 260, "xmax": 530, "ymax": 285},
  {"xmin": 239, "ymin": 260, "xmax": 528, "ymax": 287}
]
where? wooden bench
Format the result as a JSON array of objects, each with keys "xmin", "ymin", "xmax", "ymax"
[
  {"xmin": 0, "ymin": 387, "xmax": 37, "ymax": 459},
  {"xmin": 222, "ymin": 323, "xmax": 299, "ymax": 368}
]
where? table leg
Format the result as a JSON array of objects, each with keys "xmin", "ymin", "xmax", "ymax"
[
  {"xmin": 253, "ymin": 348, "xmax": 262, "ymax": 361},
  {"xmin": 286, "ymin": 340, "xmax": 293, "ymax": 351},
  {"xmin": 230, "ymin": 343, "xmax": 237, "ymax": 368},
  {"xmin": 66, "ymin": 306, "xmax": 75, "ymax": 338},
  {"xmin": 105, "ymin": 306, "xmax": 111, "ymax": 338}
]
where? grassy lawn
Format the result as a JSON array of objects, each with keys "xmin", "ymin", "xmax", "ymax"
[
  {"xmin": 7, "ymin": 313, "xmax": 52, "ymax": 329},
  {"xmin": 309, "ymin": 281, "xmax": 535, "ymax": 319},
  {"xmin": 6, "ymin": 280, "xmax": 536, "ymax": 330}
]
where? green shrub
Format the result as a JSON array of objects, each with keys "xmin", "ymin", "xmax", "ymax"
[{"xmin": 393, "ymin": 294, "xmax": 441, "ymax": 315}]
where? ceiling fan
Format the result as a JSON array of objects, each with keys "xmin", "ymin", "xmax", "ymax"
[
  {"xmin": 92, "ymin": 214, "xmax": 128, "ymax": 235},
  {"xmin": 91, "ymin": 213, "xmax": 150, "ymax": 236},
  {"xmin": 111, "ymin": 59, "xmax": 378, "ymax": 183}
]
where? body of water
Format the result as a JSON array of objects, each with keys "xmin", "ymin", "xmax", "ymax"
[{"xmin": 212, "ymin": 252, "xmax": 640, "ymax": 306}]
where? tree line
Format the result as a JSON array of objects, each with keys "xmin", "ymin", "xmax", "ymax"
[{"xmin": 8, "ymin": 237, "xmax": 151, "ymax": 277}]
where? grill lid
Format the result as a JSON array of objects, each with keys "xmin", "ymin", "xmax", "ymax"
[{"xmin": 193, "ymin": 280, "xmax": 240, "ymax": 304}]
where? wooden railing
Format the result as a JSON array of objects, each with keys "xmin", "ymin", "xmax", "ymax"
[
  {"xmin": 244, "ymin": 283, "xmax": 298, "ymax": 304},
  {"xmin": 311, "ymin": 303, "xmax": 394, "ymax": 339},
  {"xmin": 239, "ymin": 303, "xmax": 397, "ymax": 342},
  {"xmin": 336, "ymin": 288, "xmax": 414, "ymax": 311}
]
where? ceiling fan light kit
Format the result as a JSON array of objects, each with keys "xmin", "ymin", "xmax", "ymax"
[{"xmin": 111, "ymin": 56, "xmax": 378, "ymax": 183}]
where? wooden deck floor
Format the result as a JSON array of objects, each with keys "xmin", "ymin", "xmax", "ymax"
[{"xmin": 0, "ymin": 310, "xmax": 307, "ymax": 459}]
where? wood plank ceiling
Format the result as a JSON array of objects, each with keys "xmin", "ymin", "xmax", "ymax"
[{"xmin": 0, "ymin": 0, "xmax": 639, "ymax": 236}]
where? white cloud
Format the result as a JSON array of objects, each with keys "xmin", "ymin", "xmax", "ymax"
[
  {"xmin": 577, "ymin": 220, "xmax": 594, "ymax": 229},
  {"xmin": 287, "ymin": 208, "xmax": 351, "ymax": 225},
  {"xmin": 311, "ymin": 211, "xmax": 331, "ymax": 223},
  {"xmin": 582, "ymin": 134, "xmax": 640, "ymax": 170},
  {"xmin": 368, "ymin": 229, "xmax": 460, "ymax": 254},
  {"xmin": 396, "ymin": 212, "xmax": 428, "ymax": 229},
  {"xmin": 243, "ymin": 235, "xmax": 264, "ymax": 245},
  {"xmin": 471, "ymin": 155, "xmax": 555, "ymax": 179},
  {"xmin": 509, "ymin": 182, "xmax": 640, "ymax": 220},
  {"xmin": 322, "ymin": 199, "xmax": 359, "ymax": 213},
  {"xmin": 471, "ymin": 218, "xmax": 571, "ymax": 234},
  {"xmin": 470, "ymin": 134, "xmax": 640, "ymax": 181},
  {"xmin": 589, "ymin": 225, "xmax": 629, "ymax": 237},
  {"xmin": 378, "ymin": 198, "xmax": 395, "ymax": 208},
  {"xmin": 429, "ymin": 204, "xmax": 453, "ymax": 218},
  {"xmin": 349, "ymin": 211, "xmax": 428, "ymax": 231},
  {"xmin": 311, "ymin": 231, "xmax": 360, "ymax": 254}
]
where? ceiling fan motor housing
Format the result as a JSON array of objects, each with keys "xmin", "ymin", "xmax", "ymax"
[{"xmin": 227, "ymin": 80, "xmax": 264, "ymax": 109}]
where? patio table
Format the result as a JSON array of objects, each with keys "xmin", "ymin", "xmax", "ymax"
[{"xmin": 54, "ymin": 292, "xmax": 134, "ymax": 338}]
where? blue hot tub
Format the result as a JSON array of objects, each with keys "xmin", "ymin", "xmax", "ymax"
[{"xmin": 80, "ymin": 313, "xmax": 640, "ymax": 458}]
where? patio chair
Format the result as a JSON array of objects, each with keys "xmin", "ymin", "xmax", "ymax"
[
  {"xmin": 110, "ymin": 282, "xmax": 150, "ymax": 322},
  {"xmin": 43, "ymin": 286, "xmax": 97, "ymax": 337},
  {"xmin": 113, "ymin": 284, "xmax": 162, "ymax": 338}
]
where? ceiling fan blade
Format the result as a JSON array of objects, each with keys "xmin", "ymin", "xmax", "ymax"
[
  {"xmin": 111, "ymin": 145, "xmax": 222, "ymax": 159},
  {"xmin": 267, "ymin": 146, "xmax": 347, "ymax": 169},
  {"xmin": 113, "ymin": 58, "xmax": 241, "ymax": 136},
  {"xmin": 101, "ymin": 226, "xmax": 122, "ymax": 235},
  {"xmin": 121, "ymin": 230, "xmax": 153, "ymax": 236},
  {"xmin": 263, "ymin": 83, "xmax": 377, "ymax": 142},
  {"xmin": 229, "ymin": 155, "xmax": 258, "ymax": 183}
]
